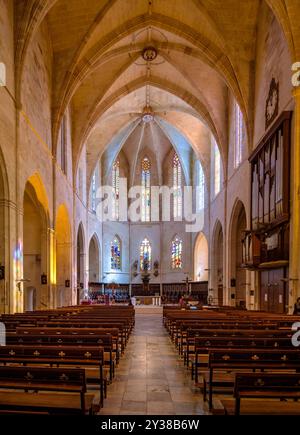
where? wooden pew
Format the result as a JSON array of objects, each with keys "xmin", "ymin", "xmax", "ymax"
[
  {"xmin": 0, "ymin": 345, "xmax": 105, "ymax": 408},
  {"xmin": 203, "ymin": 349, "xmax": 300, "ymax": 410},
  {"xmin": 194, "ymin": 336, "xmax": 294, "ymax": 383},
  {"xmin": 184, "ymin": 328, "xmax": 292, "ymax": 370},
  {"xmin": 221, "ymin": 373, "xmax": 300, "ymax": 415},
  {"xmin": 7, "ymin": 331, "xmax": 116, "ymax": 382},
  {"xmin": 0, "ymin": 366, "xmax": 95, "ymax": 415}
]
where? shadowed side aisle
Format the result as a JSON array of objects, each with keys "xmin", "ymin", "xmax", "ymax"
[{"xmin": 99, "ymin": 313, "xmax": 207, "ymax": 415}]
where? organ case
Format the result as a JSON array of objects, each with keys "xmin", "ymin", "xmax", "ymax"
[{"xmin": 242, "ymin": 111, "xmax": 292, "ymax": 269}]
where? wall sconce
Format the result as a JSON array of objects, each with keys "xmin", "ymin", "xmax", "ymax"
[{"xmin": 41, "ymin": 273, "xmax": 47, "ymax": 285}]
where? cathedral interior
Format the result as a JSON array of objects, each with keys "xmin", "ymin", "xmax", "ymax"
[{"xmin": 0, "ymin": 0, "xmax": 299, "ymax": 417}]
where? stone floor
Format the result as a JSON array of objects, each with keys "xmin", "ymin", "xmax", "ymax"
[{"xmin": 99, "ymin": 313, "xmax": 208, "ymax": 415}]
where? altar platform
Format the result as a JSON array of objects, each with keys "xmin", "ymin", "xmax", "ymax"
[{"xmin": 134, "ymin": 305, "xmax": 163, "ymax": 314}]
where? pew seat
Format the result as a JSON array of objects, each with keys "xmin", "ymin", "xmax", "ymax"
[
  {"xmin": 0, "ymin": 391, "xmax": 95, "ymax": 415},
  {"xmin": 0, "ymin": 366, "xmax": 95, "ymax": 415},
  {"xmin": 220, "ymin": 399, "xmax": 300, "ymax": 415}
]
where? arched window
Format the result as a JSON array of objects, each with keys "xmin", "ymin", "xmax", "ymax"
[
  {"xmin": 234, "ymin": 103, "xmax": 243, "ymax": 168},
  {"xmin": 111, "ymin": 236, "xmax": 121, "ymax": 271},
  {"xmin": 91, "ymin": 172, "xmax": 96, "ymax": 213},
  {"xmin": 140, "ymin": 238, "xmax": 152, "ymax": 271},
  {"xmin": 112, "ymin": 159, "xmax": 120, "ymax": 221},
  {"xmin": 197, "ymin": 162, "xmax": 205, "ymax": 212},
  {"xmin": 141, "ymin": 157, "xmax": 151, "ymax": 222},
  {"xmin": 60, "ymin": 115, "xmax": 67, "ymax": 175},
  {"xmin": 173, "ymin": 153, "xmax": 182, "ymax": 219},
  {"xmin": 214, "ymin": 141, "xmax": 221, "ymax": 197},
  {"xmin": 172, "ymin": 236, "xmax": 183, "ymax": 269}
]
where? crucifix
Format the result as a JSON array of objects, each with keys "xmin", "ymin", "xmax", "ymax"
[{"xmin": 183, "ymin": 274, "xmax": 192, "ymax": 296}]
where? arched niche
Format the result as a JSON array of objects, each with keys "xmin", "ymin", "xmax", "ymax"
[{"xmin": 55, "ymin": 204, "xmax": 72, "ymax": 307}]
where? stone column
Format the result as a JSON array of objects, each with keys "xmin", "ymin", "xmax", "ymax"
[{"xmin": 289, "ymin": 87, "xmax": 300, "ymax": 312}]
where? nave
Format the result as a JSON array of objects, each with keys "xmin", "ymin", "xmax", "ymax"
[{"xmin": 100, "ymin": 313, "xmax": 206, "ymax": 416}]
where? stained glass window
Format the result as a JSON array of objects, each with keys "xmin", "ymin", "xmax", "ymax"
[
  {"xmin": 91, "ymin": 172, "xmax": 96, "ymax": 213},
  {"xmin": 214, "ymin": 141, "xmax": 221, "ymax": 197},
  {"xmin": 172, "ymin": 236, "xmax": 183, "ymax": 269},
  {"xmin": 198, "ymin": 162, "xmax": 205, "ymax": 211},
  {"xmin": 173, "ymin": 153, "xmax": 182, "ymax": 219},
  {"xmin": 140, "ymin": 238, "xmax": 152, "ymax": 271},
  {"xmin": 141, "ymin": 157, "xmax": 151, "ymax": 222},
  {"xmin": 234, "ymin": 103, "xmax": 243, "ymax": 168},
  {"xmin": 112, "ymin": 159, "xmax": 120, "ymax": 221},
  {"xmin": 111, "ymin": 236, "xmax": 121, "ymax": 271}
]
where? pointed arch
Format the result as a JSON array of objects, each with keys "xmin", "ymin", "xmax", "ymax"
[
  {"xmin": 112, "ymin": 158, "xmax": 120, "ymax": 221},
  {"xmin": 211, "ymin": 220, "xmax": 224, "ymax": 306},
  {"xmin": 23, "ymin": 175, "xmax": 50, "ymax": 311},
  {"xmin": 141, "ymin": 157, "xmax": 151, "ymax": 223},
  {"xmin": 173, "ymin": 154, "xmax": 183, "ymax": 220},
  {"xmin": 194, "ymin": 232, "xmax": 208, "ymax": 281},
  {"xmin": 229, "ymin": 199, "xmax": 247, "ymax": 308},
  {"xmin": 89, "ymin": 233, "xmax": 101, "ymax": 282}
]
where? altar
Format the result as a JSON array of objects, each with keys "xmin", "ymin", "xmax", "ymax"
[{"xmin": 133, "ymin": 295, "xmax": 161, "ymax": 306}]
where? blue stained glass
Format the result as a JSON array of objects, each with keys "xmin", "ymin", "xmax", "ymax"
[{"xmin": 111, "ymin": 236, "xmax": 121, "ymax": 270}]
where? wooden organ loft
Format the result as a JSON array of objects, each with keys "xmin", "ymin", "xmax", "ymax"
[{"xmin": 242, "ymin": 111, "xmax": 292, "ymax": 313}]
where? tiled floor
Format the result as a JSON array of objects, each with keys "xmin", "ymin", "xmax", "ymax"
[{"xmin": 99, "ymin": 313, "xmax": 207, "ymax": 415}]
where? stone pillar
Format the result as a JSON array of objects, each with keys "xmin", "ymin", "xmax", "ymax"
[{"xmin": 289, "ymin": 87, "xmax": 300, "ymax": 312}]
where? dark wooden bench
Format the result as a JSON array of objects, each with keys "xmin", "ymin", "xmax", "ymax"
[
  {"xmin": 203, "ymin": 349, "xmax": 300, "ymax": 410},
  {"xmin": 0, "ymin": 366, "xmax": 95, "ymax": 415},
  {"xmin": 16, "ymin": 326, "xmax": 124, "ymax": 356},
  {"xmin": 175, "ymin": 321, "xmax": 278, "ymax": 350},
  {"xmin": 0, "ymin": 345, "xmax": 105, "ymax": 407},
  {"xmin": 184, "ymin": 328, "xmax": 292, "ymax": 369},
  {"xmin": 221, "ymin": 373, "xmax": 300, "ymax": 415},
  {"xmin": 7, "ymin": 332, "xmax": 116, "ymax": 382},
  {"xmin": 193, "ymin": 336, "xmax": 294, "ymax": 383}
]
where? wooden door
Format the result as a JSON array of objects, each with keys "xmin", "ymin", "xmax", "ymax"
[
  {"xmin": 260, "ymin": 271, "xmax": 269, "ymax": 312},
  {"xmin": 270, "ymin": 269, "xmax": 285, "ymax": 314},
  {"xmin": 260, "ymin": 269, "xmax": 286, "ymax": 313},
  {"xmin": 218, "ymin": 285, "xmax": 223, "ymax": 306}
]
